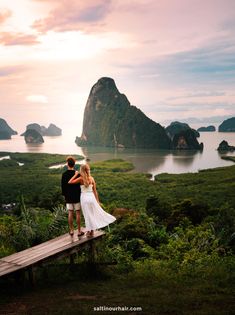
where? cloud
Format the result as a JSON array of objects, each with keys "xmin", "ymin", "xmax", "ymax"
[
  {"xmin": 133, "ymin": 36, "xmax": 235, "ymax": 89},
  {"xmin": 26, "ymin": 95, "xmax": 48, "ymax": 104},
  {"xmin": 167, "ymin": 91, "xmax": 226, "ymax": 101},
  {"xmin": 0, "ymin": 65, "xmax": 26, "ymax": 77},
  {"xmin": 0, "ymin": 8, "xmax": 11, "ymax": 24},
  {"xmin": 32, "ymin": 0, "xmax": 112, "ymax": 33},
  {"xmin": 0, "ymin": 32, "xmax": 39, "ymax": 46}
]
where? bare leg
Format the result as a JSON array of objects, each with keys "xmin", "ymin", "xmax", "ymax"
[
  {"xmin": 76, "ymin": 210, "xmax": 84, "ymax": 236},
  {"xmin": 68, "ymin": 210, "xmax": 74, "ymax": 234},
  {"xmin": 76, "ymin": 210, "xmax": 81, "ymax": 233}
]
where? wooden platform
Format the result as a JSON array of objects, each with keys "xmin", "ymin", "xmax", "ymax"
[{"xmin": 0, "ymin": 229, "xmax": 105, "ymax": 278}]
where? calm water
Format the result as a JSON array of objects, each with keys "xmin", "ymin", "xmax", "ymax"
[{"xmin": 0, "ymin": 133, "xmax": 235, "ymax": 176}]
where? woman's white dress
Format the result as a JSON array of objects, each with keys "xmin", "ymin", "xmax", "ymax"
[{"xmin": 81, "ymin": 184, "xmax": 116, "ymax": 230}]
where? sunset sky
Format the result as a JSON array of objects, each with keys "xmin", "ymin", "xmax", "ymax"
[{"xmin": 0, "ymin": 0, "xmax": 235, "ymax": 137}]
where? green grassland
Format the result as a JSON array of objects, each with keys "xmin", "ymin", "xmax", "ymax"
[{"xmin": 0, "ymin": 152, "xmax": 235, "ymax": 314}]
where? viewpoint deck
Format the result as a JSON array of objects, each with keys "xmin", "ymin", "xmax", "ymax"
[{"xmin": 0, "ymin": 229, "xmax": 105, "ymax": 278}]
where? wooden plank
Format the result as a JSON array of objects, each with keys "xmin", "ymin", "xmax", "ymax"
[
  {"xmin": 4, "ymin": 230, "xmax": 104, "ymax": 266},
  {"xmin": 1, "ymin": 227, "xmax": 88, "ymax": 263},
  {"xmin": 0, "ymin": 263, "xmax": 24, "ymax": 277},
  {"xmin": 1, "ymin": 229, "xmax": 86, "ymax": 262},
  {"xmin": 0, "ymin": 229, "xmax": 105, "ymax": 277},
  {"xmin": 19, "ymin": 231, "xmax": 105, "ymax": 267}
]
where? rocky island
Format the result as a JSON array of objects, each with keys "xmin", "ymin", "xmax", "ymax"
[
  {"xmin": 218, "ymin": 117, "xmax": 235, "ymax": 132},
  {"xmin": 24, "ymin": 129, "xmax": 44, "ymax": 144},
  {"xmin": 0, "ymin": 118, "xmax": 17, "ymax": 140},
  {"xmin": 165, "ymin": 121, "xmax": 202, "ymax": 150},
  {"xmin": 44, "ymin": 123, "xmax": 62, "ymax": 136},
  {"xmin": 166, "ymin": 121, "xmax": 200, "ymax": 139},
  {"xmin": 197, "ymin": 125, "xmax": 216, "ymax": 132},
  {"xmin": 21, "ymin": 123, "xmax": 62, "ymax": 137},
  {"xmin": 217, "ymin": 140, "xmax": 235, "ymax": 152},
  {"xmin": 75, "ymin": 78, "xmax": 203, "ymax": 150},
  {"xmin": 75, "ymin": 77, "xmax": 171, "ymax": 149}
]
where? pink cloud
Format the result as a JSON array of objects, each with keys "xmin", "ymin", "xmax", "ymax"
[
  {"xmin": 0, "ymin": 65, "xmax": 27, "ymax": 77},
  {"xmin": 32, "ymin": 0, "xmax": 112, "ymax": 33},
  {"xmin": 0, "ymin": 32, "xmax": 39, "ymax": 46},
  {"xmin": 0, "ymin": 8, "xmax": 12, "ymax": 24}
]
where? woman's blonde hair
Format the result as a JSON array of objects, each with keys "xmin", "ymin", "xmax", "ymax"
[{"xmin": 80, "ymin": 164, "xmax": 91, "ymax": 187}]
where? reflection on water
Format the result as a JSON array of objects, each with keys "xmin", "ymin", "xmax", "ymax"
[
  {"xmin": 171, "ymin": 150, "xmax": 201, "ymax": 167},
  {"xmin": 0, "ymin": 133, "xmax": 235, "ymax": 175}
]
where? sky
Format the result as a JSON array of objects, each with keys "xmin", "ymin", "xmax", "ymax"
[{"xmin": 0, "ymin": 0, "xmax": 235, "ymax": 137}]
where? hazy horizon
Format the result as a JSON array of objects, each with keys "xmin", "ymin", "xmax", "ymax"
[{"xmin": 1, "ymin": 0, "xmax": 235, "ymax": 137}]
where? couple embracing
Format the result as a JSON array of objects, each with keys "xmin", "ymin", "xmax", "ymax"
[{"xmin": 61, "ymin": 156, "xmax": 116, "ymax": 238}]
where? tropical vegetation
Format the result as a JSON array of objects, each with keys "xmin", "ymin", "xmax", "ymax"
[{"xmin": 0, "ymin": 152, "xmax": 235, "ymax": 314}]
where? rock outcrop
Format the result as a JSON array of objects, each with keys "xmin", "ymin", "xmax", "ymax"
[
  {"xmin": 218, "ymin": 117, "xmax": 235, "ymax": 132},
  {"xmin": 0, "ymin": 118, "xmax": 17, "ymax": 139},
  {"xmin": 166, "ymin": 121, "xmax": 200, "ymax": 139},
  {"xmin": 172, "ymin": 129, "xmax": 203, "ymax": 150},
  {"xmin": 24, "ymin": 129, "xmax": 44, "ymax": 144},
  {"xmin": 75, "ymin": 77, "xmax": 171, "ymax": 149},
  {"xmin": 197, "ymin": 125, "xmax": 216, "ymax": 132},
  {"xmin": 217, "ymin": 140, "xmax": 235, "ymax": 152},
  {"xmin": 21, "ymin": 123, "xmax": 62, "ymax": 136}
]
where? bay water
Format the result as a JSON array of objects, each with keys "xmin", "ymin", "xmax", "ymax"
[{"xmin": 0, "ymin": 132, "xmax": 235, "ymax": 176}]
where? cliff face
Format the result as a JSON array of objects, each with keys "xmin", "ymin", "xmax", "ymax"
[
  {"xmin": 218, "ymin": 117, "xmax": 235, "ymax": 132},
  {"xmin": 76, "ymin": 77, "xmax": 171, "ymax": 149}
]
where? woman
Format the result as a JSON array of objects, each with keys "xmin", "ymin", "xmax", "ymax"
[{"xmin": 68, "ymin": 164, "xmax": 116, "ymax": 237}]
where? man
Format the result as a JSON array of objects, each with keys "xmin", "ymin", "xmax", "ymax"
[{"xmin": 61, "ymin": 156, "xmax": 84, "ymax": 237}]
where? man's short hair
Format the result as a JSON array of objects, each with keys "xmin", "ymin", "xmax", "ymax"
[{"xmin": 66, "ymin": 156, "xmax": 76, "ymax": 167}]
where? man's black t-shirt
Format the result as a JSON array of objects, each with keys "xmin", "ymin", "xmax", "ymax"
[{"xmin": 61, "ymin": 170, "xmax": 81, "ymax": 203}]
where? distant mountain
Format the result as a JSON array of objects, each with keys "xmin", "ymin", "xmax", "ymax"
[
  {"xmin": 21, "ymin": 123, "xmax": 62, "ymax": 136},
  {"xmin": 218, "ymin": 117, "xmax": 235, "ymax": 132},
  {"xmin": 75, "ymin": 77, "xmax": 171, "ymax": 149},
  {"xmin": 197, "ymin": 125, "xmax": 216, "ymax": 132},
  {"xmin": 0, "ymin": 118, "xmax": 17, "ymax": 139}
]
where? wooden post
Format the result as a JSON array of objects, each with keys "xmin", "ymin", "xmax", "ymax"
[
  {"xmin": 70, "ymin": 253, "xmax": 75, "ymax": 265},
  {"xmin": 88, "ymin": 240, "xmax": 97, "ymax": 276},
  {"xmin": 28, "ymin": 266, "xmax": 36, "ymax": 287},
  {"xmin": 89, "ymin": 240, "xmax": 96, "ymax": 264},
  {"xmin": 14, "ymin": 269, "xmax": 25, "ymax": 286}
]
